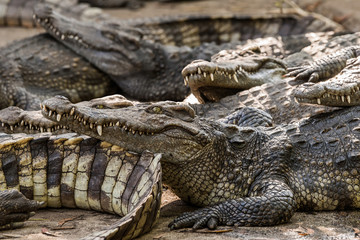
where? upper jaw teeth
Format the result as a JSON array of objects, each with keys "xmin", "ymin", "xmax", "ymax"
[{"xmin": 41, "ymin": 105, "xmax": 156, "ymax": 137}]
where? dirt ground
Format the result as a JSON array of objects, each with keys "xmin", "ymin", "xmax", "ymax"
[{"xmin": 1, "ymin": 0, "xmax": 360, "ymax": 239}]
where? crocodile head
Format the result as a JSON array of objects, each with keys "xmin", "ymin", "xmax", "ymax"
[
  {"xmin": 33, "ymin": 5, "xmax": 190, "ymax": 101},
  {"xmin": 182, "ymin": 48, "xmax": 287, "ymax": 103},
  {"xmin": 293, "ymin": 58, "xmax": 360, "ymax": 107},
  {"xmin": 40, "ymin": 95, "xmax": 211, "ymax": 164}
]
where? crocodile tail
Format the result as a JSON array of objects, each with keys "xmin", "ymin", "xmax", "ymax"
[{"xmin": 0, "ymin": 132, "xmax": 162, "ymax": 239}]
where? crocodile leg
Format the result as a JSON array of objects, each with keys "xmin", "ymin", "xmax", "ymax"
[
  {"xmin": 169, "ymin": 179, "xmax": 295, "ymax": 229},
  {"xmin": 285, "ymin": 46, "xmax": 360, "ymax": 82}
]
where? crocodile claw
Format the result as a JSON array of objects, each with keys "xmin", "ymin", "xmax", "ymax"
[
  {"xmin": 285, "ymin": 65, "xmax": 321, "ymax": 82},
  {"xmin": 0, "ymin": 190, "xmax": 45, "ymax": 229},
  {"xmin": 169, "ymin": 208, "xmax": 220, "ymax": 230}
]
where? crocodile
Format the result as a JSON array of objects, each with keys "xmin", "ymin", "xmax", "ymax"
[
  {"xmin": 0, "ymin": 131, "xmax": 162, "ymax": 239},
  {"xmin": 0, "ymin": 49, "xmax": 359, "ymax": 235},
  {"xmin": 31, "ymin": 94, "xmax": 359, "ymax": 232}
]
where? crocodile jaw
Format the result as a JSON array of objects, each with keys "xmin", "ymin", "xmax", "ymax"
[
  {"xmin": 182, "ymin": 56, "xmax": 287, "ymax": 103},
  {"xmin": 293, "ymin": 78, "xmax": 360, "ymax": 107},
  {"xmin": 41, "ymin": 96, "xmax": 210, "ymax": 163}
]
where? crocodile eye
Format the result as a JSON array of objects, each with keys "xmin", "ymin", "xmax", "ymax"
[
  {"xmin": 96, "ymin": 105, "xmax": 104, "ymax": 109},
  {"xmin": 229, "ymin": 136, "xmax": 247, "ymax": 149},
  {"xmin": 151, "ymin": 106, "xmax": 163, "ymax": 114}
]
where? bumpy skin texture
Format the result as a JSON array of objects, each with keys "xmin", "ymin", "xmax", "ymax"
[
  {"xmin": 38, "ymin": 95, "xmax": 360, "ymax": 231},
  {"xmin": 0, "ymin": 131, "xmax": 162, "ymax": 239},
  {"xmin": 0, "ymin": 33, "xmax": 118, "ymax": 110}
]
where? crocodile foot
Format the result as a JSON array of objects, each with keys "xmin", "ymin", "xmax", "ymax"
[
  {"xmin": 169, "ymin": 207, "xmax": 221, "ymax": 230},
  {"xmin": 0, "ymin": 190, "xmax": 44, "ymax": 230}
]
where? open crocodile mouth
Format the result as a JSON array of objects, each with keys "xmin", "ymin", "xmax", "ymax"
[
  {"xmin": 40, "ymin": 103, "xmax": 200, "ymax": 138},
  {"xmin": 182, "ymin": 58, "xmax": 286, "ymax": 102},
  {"xmin": 183, "ymin": 61, "xmax": 258, "ymax": 85}
]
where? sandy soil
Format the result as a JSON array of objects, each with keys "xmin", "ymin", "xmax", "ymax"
[{"xmin": 1, "ymin": 0, "xmax": 360, "ymax": 239}]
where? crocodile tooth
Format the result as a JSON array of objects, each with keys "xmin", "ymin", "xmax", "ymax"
[
  {"xmin": 56, "ymin": 113, "xmax": 62, "ymax": 122},
  {"xmin": 83, "ymin": 120, "xmax": 87, "ymax": 125},
  {"xmin": 184, "ymin": 76, "xmax": 189, "ymax": 85},
  {"xmin": 341, "ymin": 95, "xmax": 345, "ymax": 102},
  {"xmin": 97, "ymin": 125, "xmax": 103, "ymax": 136},
  {"xmin": 40, "ymin": 127, "xmax": 44, "ymax": 133},
  {"xmin": 294, "ymin": 97, "xmax": 298, "ymax": 103},
  {"xmin": 69, "ymin": 107, "xmax": 75, "ymax": 116},
  {"xmin": 61, "ymin": 34, "xmax": 65, "ymax": 40},
  {"xmin": 116, "ymin": 122, "xmax": 120, "ymax": 126},
  {"xmin": 90, "ymin": 123, "xmax": 93, "ymax": 129},
  {"xmin": 317, "ymin": 98, "xmax": 321, "ymax": 105},
  {"xmin": 20, "ymin": 120, "xmax": 24, "ymax": 126},
  {"xmin": 1, "ymin": 123, "xmax": 3, "ymax": 127},
  {"xmin": 203, "ymin": 72, "xmax": 207, "ymax": 78},
  {"xmin": 233, "ymin": 74, "xmax": 238, "ymax": 83},
  {"xmin": 132, "ymin": 130, "xmax": 136, "ymax": 135},
  {"xmin": 197, "ymin": 68, "xmax": 201, "ymax": 74},
  {"xmin": 10, "ymin": 125, "xmax": 13, "ymax": 131},
  {"xmin": 356, "ymin": 86, "xmax": 360, "ymax": 91},
  {"xmin": 347, "ymin": 95, "xmax": 351, "ymax": 103},
  {"xmin": 210, "ymin": 73, "xmax": 214, "ymax": 81},
  {"xmin": 139, "ymin": 131, "xmax": 143, "ymax": 135},
  {"xmin": 48, "ymin": 110, "xmax": 52, "ymax": 117}
]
